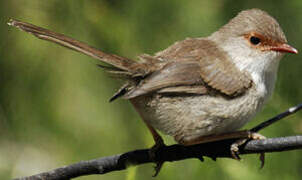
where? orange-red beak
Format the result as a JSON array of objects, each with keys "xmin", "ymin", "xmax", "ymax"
[{"xmin": 270, "ymin": 43, "xmax": 298, "ymax": 54}]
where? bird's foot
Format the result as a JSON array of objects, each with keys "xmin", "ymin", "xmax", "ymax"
[
  {"xmin": 230, "ymin": 131, "xmax": 266, "ymax": 168},
  {"xmin": 149, "ymin": 137, "xmax": 166, "ymax": 177}
]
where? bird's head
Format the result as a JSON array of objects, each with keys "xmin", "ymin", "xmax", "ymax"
[{"xmin": 210, "ymin": 9, "xmax": 297, "ymax": 75}]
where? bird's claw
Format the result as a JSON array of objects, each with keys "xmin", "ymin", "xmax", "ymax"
[
  {"xmin": 230, "ymin": 138, "xmax": 247, "ymax": 160},
  {"xmin": 149, "ymin": 139, "xmax": 166, "ymax": 177},
  {"xmin": 230, "ymin": 131, "xmax": 266, "ymax": 167},
  {"xmin": 259, "ymin": 152, "xmax": 265, "ymax": 169},
  {"xmin": 153, "ymin": 161, "xmax": 164, "ymax": 177}
]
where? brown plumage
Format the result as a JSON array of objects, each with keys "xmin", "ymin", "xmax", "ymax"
[{"xmin": 8, "ymin": 19, "xmax": 253, "ymax": 101}]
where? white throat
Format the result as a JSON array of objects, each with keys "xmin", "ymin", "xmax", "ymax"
[{"xmin": 218, "ymin": 38, "xmax": 282, "ymax": 101}]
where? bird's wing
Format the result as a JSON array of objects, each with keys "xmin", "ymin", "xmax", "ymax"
[
  {"xmin": 123, "ymin": 60, "xmax": 208, "ymax": 99},
  {"xmin": 124, "ymin": 38, "xmax": 252, "ymax": 99}
]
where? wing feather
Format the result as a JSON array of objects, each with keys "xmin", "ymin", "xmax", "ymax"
[{"xmin": 123, "ymin": 38, "xmax": 252, "ymax": 99}]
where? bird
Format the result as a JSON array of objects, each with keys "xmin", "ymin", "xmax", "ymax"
[{"xmin": 8, "ymin": 8, "xmax": 297, "ymax": 175}]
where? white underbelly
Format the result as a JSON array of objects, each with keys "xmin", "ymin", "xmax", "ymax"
[{"xmin": 131, "ymin": 87, "xmax": 266, "ymax": 143}]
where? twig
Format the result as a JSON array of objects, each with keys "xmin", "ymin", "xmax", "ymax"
[
  {"xmin": 251, "ymin": 103, "xmax": 302, "ymax": 132},
  {"xmin": 13, "ymin": 136, "xmax": 302, "ymax": 180},
  {"xmin": 13, "ymin": 103, "xmax": 302, "ymax": 180}
]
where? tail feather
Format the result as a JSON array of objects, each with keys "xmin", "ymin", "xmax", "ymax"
[
  {"xmin": 109, "ymin": 83, "xmax": 129, "ymax": 102},
  {"xmin": 8, "ymin": 19, "xmax": 139, "ymax": 72},
  {"xmin": 97, "ymin": 64, "xmax": 133, "ymax": 79}
]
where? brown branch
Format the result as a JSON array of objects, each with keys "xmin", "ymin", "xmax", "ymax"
[
  {"xmin": 12, "ymin": 103, "xmax": 302, "ymax": 180},
  {"xmin": 13, "ymin": 136, "xmax": 302, "ymax": 180}
]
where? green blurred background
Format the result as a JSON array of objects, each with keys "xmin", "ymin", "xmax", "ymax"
[{"xmin": 1, "ymin": 0, "xmax": 302, "ymax": 179}]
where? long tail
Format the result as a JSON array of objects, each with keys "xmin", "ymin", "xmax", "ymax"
[{"xmin": 8, "ymin": 19, "xmax": 139, "ymax": 72}]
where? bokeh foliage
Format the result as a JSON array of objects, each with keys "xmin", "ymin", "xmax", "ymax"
[{"xmin": 1, "ymin": 0, "xmax": 302, "ymax": 179}]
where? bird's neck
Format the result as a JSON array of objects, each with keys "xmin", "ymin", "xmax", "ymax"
[
  {"xmin": 233, "ymin": 53, "xmax": 280, "ymax": 99},
  {"xmin": 216, "ymin": 39, "xmax": 281, "ymax": 100}
]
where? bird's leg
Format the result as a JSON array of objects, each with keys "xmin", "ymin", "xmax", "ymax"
[
  {"xmin": 145, "ymin": 123, "xmax": 166, "ymax": 177},
  {"xmin": 178, "ymin": 130, "xmax": 266, "ymax": 166},
  {"xmin": 130, "ymin": 100, "xmax": 166, "ymax": 176},
  {"xmin": 146, "ymin": 123, "xmax": 165, "ymax": 149}
]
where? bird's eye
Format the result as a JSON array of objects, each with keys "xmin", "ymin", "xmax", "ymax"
[{"xmin": 250, "ymin": 36, "xmax": 261, "ymax": 45}]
